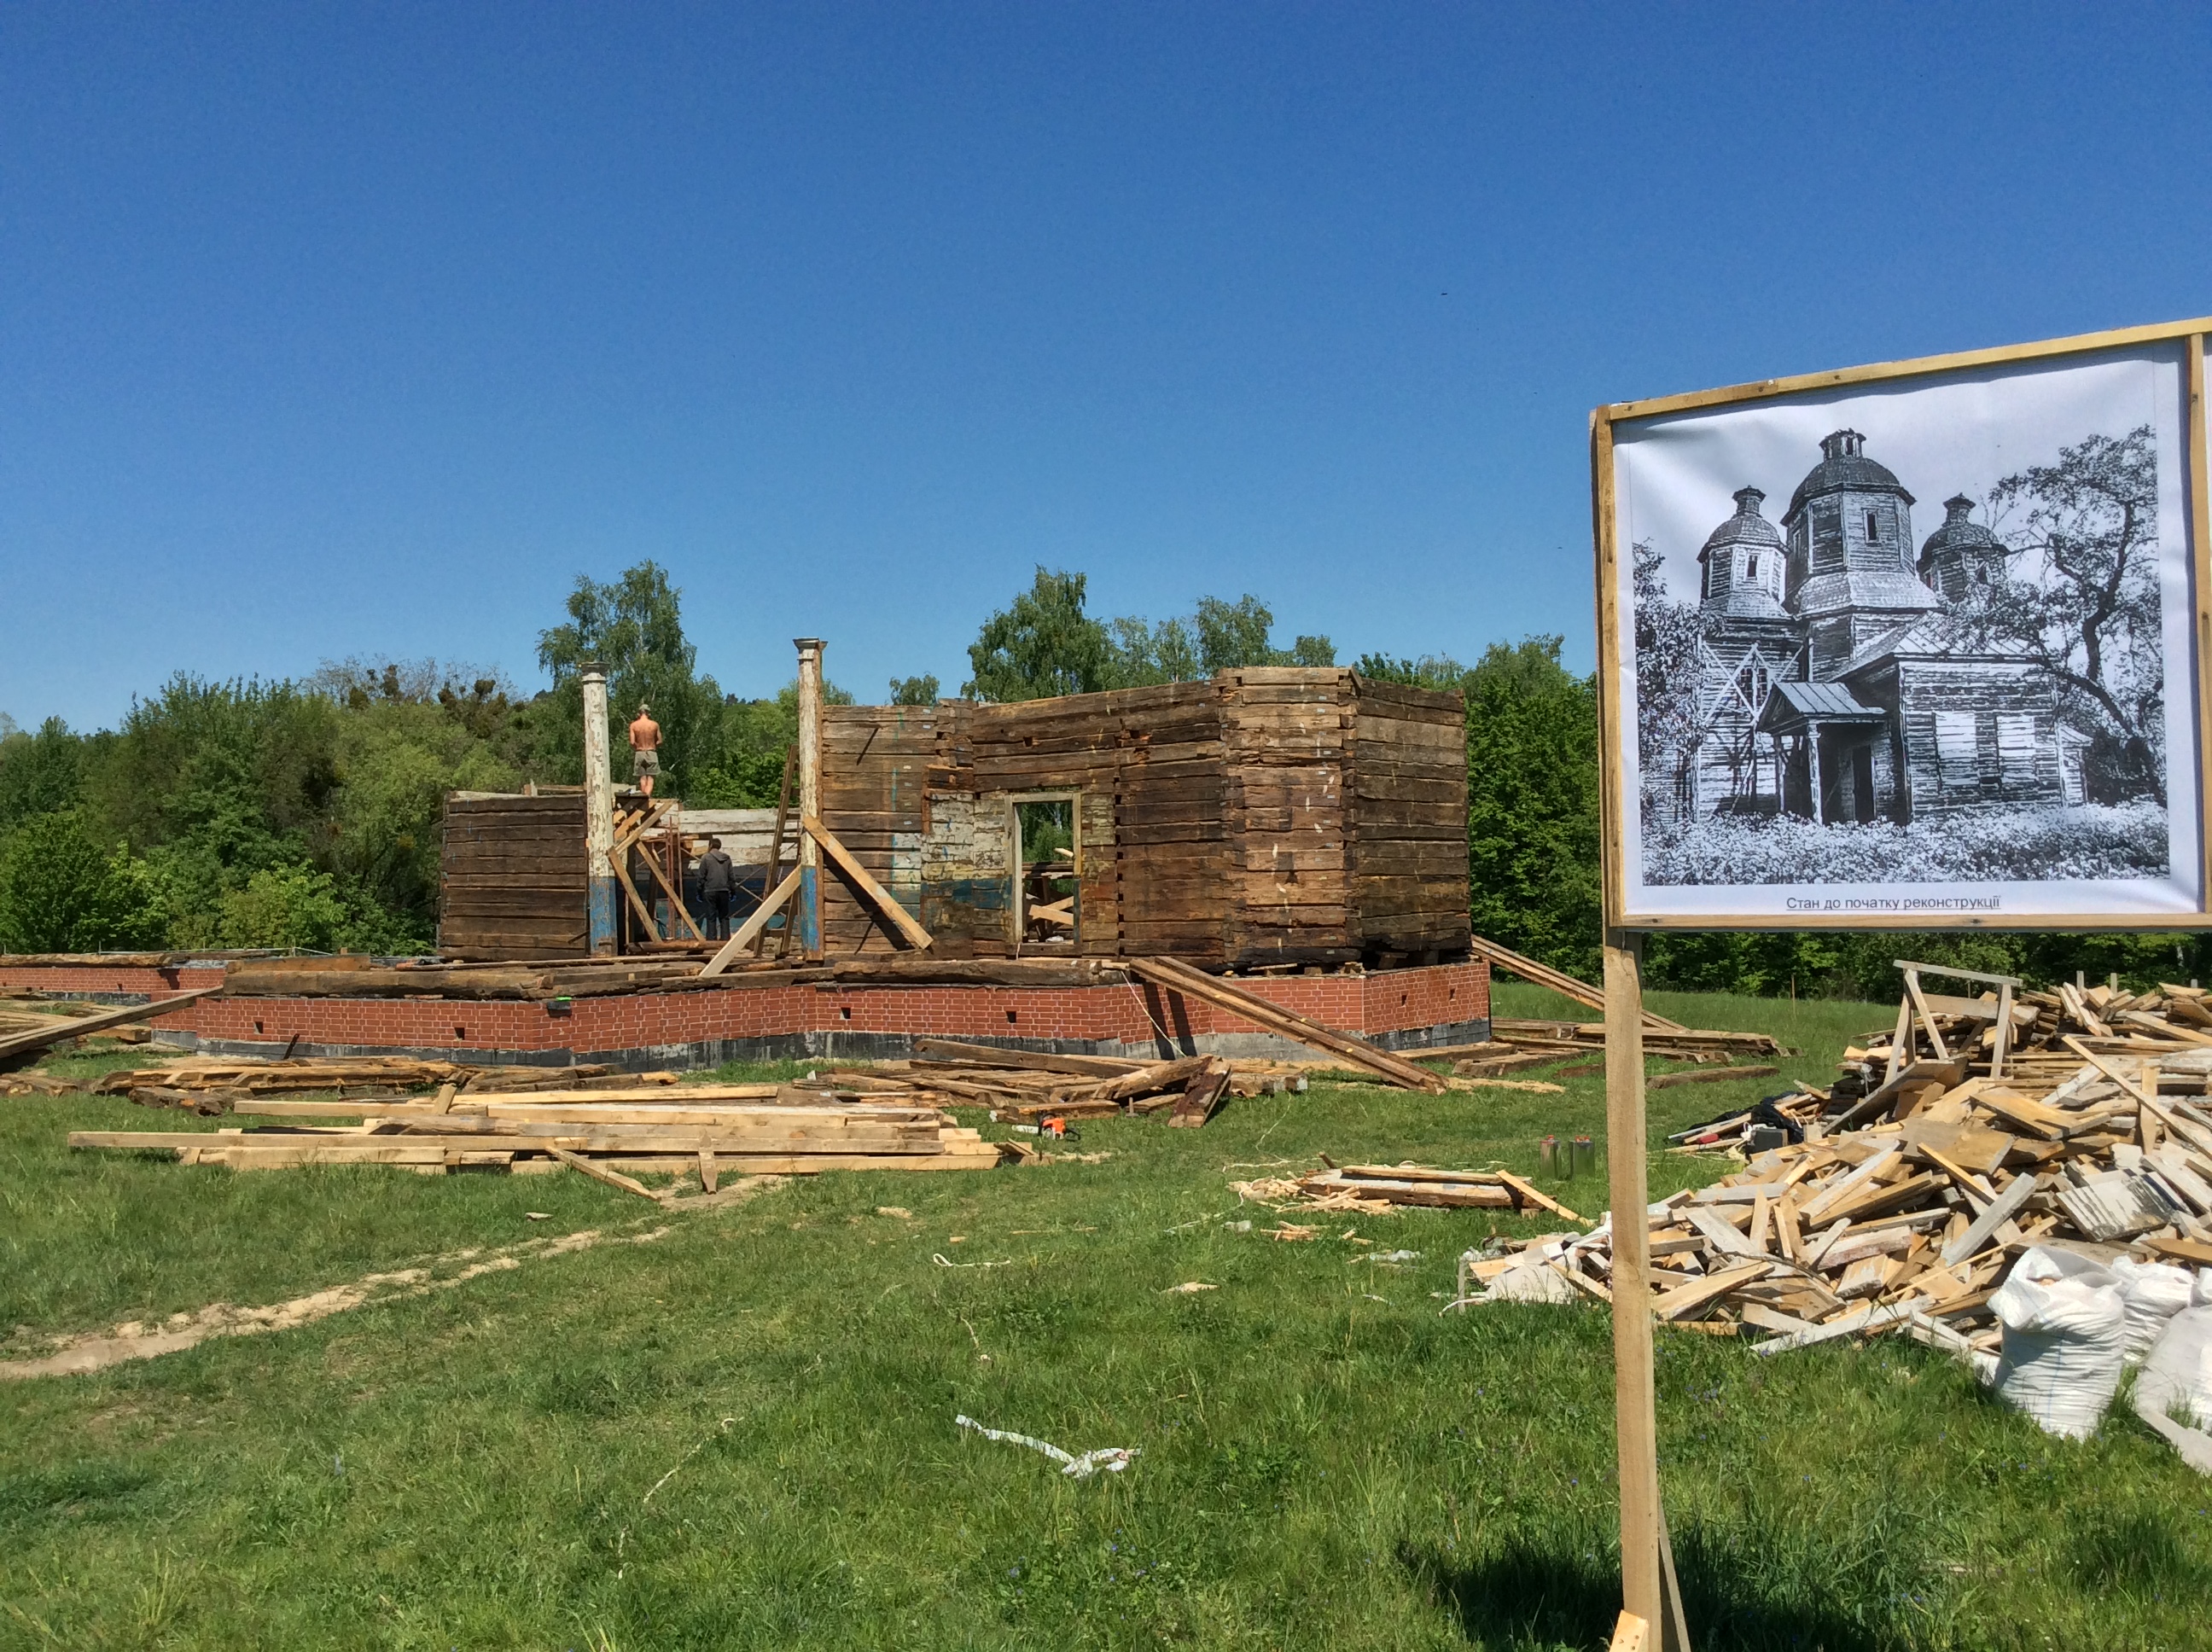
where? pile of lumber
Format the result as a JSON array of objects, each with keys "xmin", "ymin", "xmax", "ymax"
[
  {"xmin": 57, "ymin": 1057, "xmax": 670, "ymax": 1113},
  {"xmin": 1489, "ymin": 1016, "xmax": 1785, "ymax": 1066},
  {"xmin": 67, "ymin": 1085, "xmax": 1003, "ymax": 1186},
  {"xmin": 219, "ymin": 955, "xmax": 1132, "ymax": 1001},
  {"xmin": 1266, "ymin": 1161, "xmax": 1586, "ymax": 1221},
  {"xmin": 1466, "ymin": 1040, "xmax": 2212, "ymax": 1351},
  {"xmin": 800, "ymin": 1038, "xmax": 1319, "ymax": 1130}
]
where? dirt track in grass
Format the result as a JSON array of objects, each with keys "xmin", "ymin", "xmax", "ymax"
[{"xmin": 0, "ymin": 1219, "xmax": 682, "ymax": 1381}]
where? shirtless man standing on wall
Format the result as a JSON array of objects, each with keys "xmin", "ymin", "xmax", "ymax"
[{"xmin": 628, "ymin": 702, "xmax": 662, "ymax": 798}]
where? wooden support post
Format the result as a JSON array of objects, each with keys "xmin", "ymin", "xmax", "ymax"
[
  {"xmin": 755, "ymin": 743, "xmax": 798, "ymax": 957},
  {"xmin": 1883, "ymin": 992, "xmax": 1912, "ymax": 1085},
  {"xmin": 795, "ymin": 637, "xmax": 825, "ymax": 960},
  {"xmin": 1604, "ymin": 930, "xmax": 1664, "ymax": 1634},
  {"xmin": 1902, "ymin": 967, "xmax": 1950, "ymax": 1062},
  {"xmin": 581, "ymin": 662, "xmax": 619, "ymax": 956}
]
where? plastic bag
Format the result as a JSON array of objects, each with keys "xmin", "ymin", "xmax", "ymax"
[
  {"xmin": 2109, "ymin": 1257, "xmax": 2196, "ymax": 1363},
  {"xmin": 1988, "ymin": 1246, "xmax": 2126, "ymax": 1440},
  {"xmin": 2133, "ymin": 1306, "xmax": 2212, "ymax": 1474}
]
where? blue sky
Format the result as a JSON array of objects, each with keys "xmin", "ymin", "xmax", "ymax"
[{"xmin": 3, "ymin": 3, "xmax": 2208, "ymax": 730}]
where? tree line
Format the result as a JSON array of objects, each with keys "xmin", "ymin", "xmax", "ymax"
[{"xmin": 2, "ymin": 557, "xmax": 2203, "ymax": 993}]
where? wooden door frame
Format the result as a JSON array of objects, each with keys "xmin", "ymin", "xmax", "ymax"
[{"xmin": 1003, "ymin": 790, "xmax": 1084, "ymax": 955}]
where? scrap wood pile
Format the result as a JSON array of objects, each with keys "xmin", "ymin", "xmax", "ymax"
[
  {"xmin": 1463, "ymin": 1020, "xmax": 2212, "ymax": 1363},
  {"xmin": 1234, "ymin": 1160, "xmax": 1585, "ymax": 1222},
  {"xmin": 219, "ymin": 954, "xmax": 1135, "ymax": 1001},
  {"xmin": 11, "ymin": 1056, "xmax": 676, "ymax": 1110},
  {"xmin": 806, "ymin": 1038, "xmax": 1320, "ymax": 1131},
  {"xmin": 1836, "ymin": 974, "xmax": 2212, "ymax": 1101},
  {"xmin": 67, "ymin": 1081, "xmax": 1002, "ymax": 1187}
]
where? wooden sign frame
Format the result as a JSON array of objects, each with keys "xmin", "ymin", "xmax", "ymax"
[
  {"xmin": 1588, "ymin": 317, "xmax": 2212, "ymax": 1649},
  {"xmin": 1594, "ymin": 316, "xmax": 2212, "ymax": 934}
]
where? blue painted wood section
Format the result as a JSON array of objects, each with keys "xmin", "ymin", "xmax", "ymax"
[
  {"xmin": 797, "ymin": 866, "xmax": 820, "ymax": 953},
  {"xmin": 588, "ymin": 876, "xmax": 620, "ymax": 955}
]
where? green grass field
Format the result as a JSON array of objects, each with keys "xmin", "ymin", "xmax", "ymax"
[{"xmin": 3, "ymin": 986, "xmax": 2208, "ymax": 1649}]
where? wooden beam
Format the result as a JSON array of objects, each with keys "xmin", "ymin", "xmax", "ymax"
[
  {"xmin": 1467, "ymin": 934, "xmax": 1684, "ymax": 1032},
  {"xmin": 802, "ymin": 814, "xmax": 934, "ymax": 951},
  {"xmin": 1604, "ymin": 931, "xmax": 1664, "ymax": 1633},
  {"xmin": 700, "ymin": 866, "xmax": 805, "ymax": 976},
  {"xmin": 0, "ymin": 987, "xmax": 218, "ymax": 1064},
  {"xmin": 1124, "ymin": 955, "xmax": 1447, "ymax": 1092}
]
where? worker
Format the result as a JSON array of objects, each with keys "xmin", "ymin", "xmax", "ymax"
[
  {"xmin": 698, "ymin": 835, "xmax": 736, "ymax": 941},
  {"xmin": 628, "ymin": 702, "xmax": 662, "ymax": 797}
]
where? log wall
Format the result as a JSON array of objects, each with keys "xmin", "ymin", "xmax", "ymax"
[
  {"xmin": 817, "ymin": 671, "xmax": 1467, "ymax": 969},
  {"xmin": 438, "ymin": 793, "xmax": 591, "ymax": 961}
]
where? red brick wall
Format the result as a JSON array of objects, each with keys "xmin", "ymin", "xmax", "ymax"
[
  {"xmin": 114, "ymin": 960, "xmax": 1486, "ymax": 1060},
  {"xmin": 0, "ymin": 963, "xmax": 225, "ymax": 1003}
]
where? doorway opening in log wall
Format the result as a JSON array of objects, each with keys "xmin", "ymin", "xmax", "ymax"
[{"xmin": 1010, "ymin": 794, "xmax": 1081, "ymax": 956}]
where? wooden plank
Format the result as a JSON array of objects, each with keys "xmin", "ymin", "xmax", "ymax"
[
  {"xmin": 913, "ymin": 1038, "xmax": 1144, "ymax": 1077},
  {"xmin": 549, "ymin": 1147, "xmax": 661, "ymax": 1200},
  {"xmin": 0, "ymin": 987, "xmax": 218, "ymax": 1062},
  {"xmin": 804, "ymin": 815, "xmax": 933, "ymax": 950},
  {"xmin": 1123, "ymin": 956, "xmax": 1446, "ymax": 1091},
  {"xmin": 1604, "ymin": 930, "xmax": 1663, "ymax": 1634},
  {"xmin": 1468, "ymin": 935, "xmax": 1684, "ymax": 1032},
  {"xmin": 700, "ymin": 866, "xmax": 804, "ymax": 976}
]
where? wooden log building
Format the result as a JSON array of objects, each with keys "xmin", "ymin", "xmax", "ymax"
[{"xmin": 440, "ymin": 668, "xmax": 1470, "ymax": 970}]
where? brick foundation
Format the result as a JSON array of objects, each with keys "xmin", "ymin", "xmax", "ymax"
[{"xmin": 4, "ymin": 960, "xmax": 1489, "ymax": 1071}]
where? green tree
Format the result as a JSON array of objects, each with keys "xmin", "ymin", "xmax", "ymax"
[
  {"xmin": 1190, "ymin": 595, "xmax": 1333, "ymax": 672},
  {"xmin": 0, "ymin": 811, "xmax": 169, "ymax": 952},
  {"xmin": 532, "ymin": 561, "xmax": 729, "ymax": 795},
  {"xmin": 964, "ymin": 568, "xmax": 1115, "ymax": 701},
  {"xmin": 0, "ymin": 717, "xmax": 86, "ymax": 832},
  {"xmin": 889, "ymin": 675, "xmax": 940, "ymax": 705}
]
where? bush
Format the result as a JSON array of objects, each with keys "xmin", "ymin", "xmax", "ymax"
[
  {"xmin": 1643, "ymin": 802, "xmax": 2168, "ymax": 887},
  {"xmin": 218, "ymin": 865, "xmax": 349, "ymax": 951},
  {"xmin": 0, "ymin": 811, "xmax": 169, "ymax": 953}
]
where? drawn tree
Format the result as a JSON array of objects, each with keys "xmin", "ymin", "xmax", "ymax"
[
  {"xmin": 1633, "ymin": 540, "xmax": 1706, "ymax": 820},
  {"xmin": 1983, "ymin": 425, "xmax": 2164, "ymax": 801}
]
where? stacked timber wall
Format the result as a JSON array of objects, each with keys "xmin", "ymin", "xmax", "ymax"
[
  {"xmin": 816, "ymin": 671, "xmax": 1467, "ymax": 969},
  {"xmin": 439, "ymin": 793, "xmax": 590, "ymax": 961},
  {"xmin": 1348, "ymin": 681, "xmax": 1472, "ymax": 960}
]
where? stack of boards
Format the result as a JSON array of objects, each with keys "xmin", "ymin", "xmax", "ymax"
[{"xmin": 69, "ymin": 1082, "xmax": 1002, "ymax": 1184}]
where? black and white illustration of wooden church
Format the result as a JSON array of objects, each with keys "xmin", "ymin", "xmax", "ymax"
[{"xmin": 1681, "ymin": 429, "xmax": 2081, "ymax": 824}]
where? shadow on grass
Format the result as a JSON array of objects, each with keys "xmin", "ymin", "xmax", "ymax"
[{"xmin": 1400, "ymin": 1523, "xmax": 1910, "ymax": 1651}]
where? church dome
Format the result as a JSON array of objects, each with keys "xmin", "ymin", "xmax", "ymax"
[
  {"xmin": 1784, "ymin": 429, "xmax": 1915, "ymax": 526},
  {"xmin": 1699, "ymin": 486, "xmax": 1784, "ymax": 558},
  {"xmin": 1918, "ymin": 495, "xmax": 1995, "ymax": 570}
]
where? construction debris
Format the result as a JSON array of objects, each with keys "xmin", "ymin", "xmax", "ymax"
[
  {"xmin": 1490, "ymin": 1017, "xmax": 1786, "ymax": 1065},
  {"xmin": 1459, "ymin": 1002, "xmax": 2212, "ymax": 1371},
  {"xmin": 1234, "ymin": 1160, "xmax": 1585, "ymax": 1222}
]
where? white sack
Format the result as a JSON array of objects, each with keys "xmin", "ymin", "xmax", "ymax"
[
  {"xmin": 1988, "ymin": 1246, "xmax": 2126, "ymax": 1440},
  {"xmin": 1483, "ymin": 1260, "xmax": 1579, "ymax": 1305},
  {"xmin": 2109, "ymin": 1257, "xmax": 2196, "ymax": 1363},
  {"xmin": 2194, "ymin": 1267, "xmax": 2212, "ymax": 1308},
  {"xmin": 2133, "ymin": 1306, "xmax": 2212, "ymax": 1475}
]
